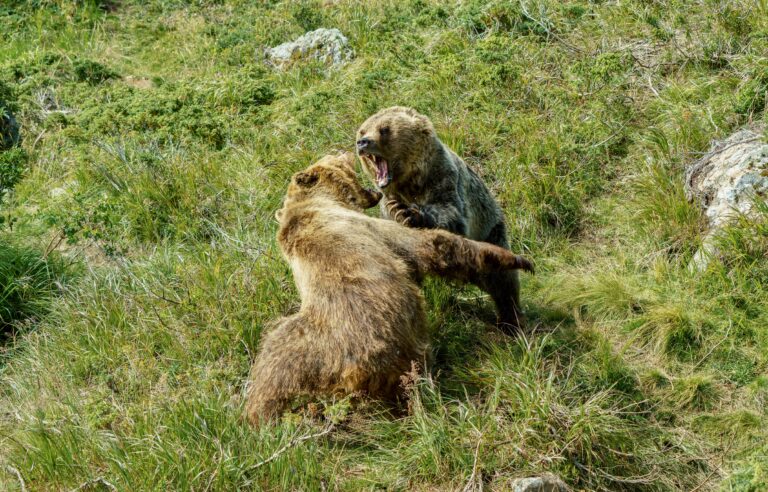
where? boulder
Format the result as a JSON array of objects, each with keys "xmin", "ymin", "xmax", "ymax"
[
  {"xmin": 685, "ymin": 125, "xmax": 768, "ymax": 269},
  {"xmin": 265, "ymin": 28, "xmax": 354, "ymax": 69}
]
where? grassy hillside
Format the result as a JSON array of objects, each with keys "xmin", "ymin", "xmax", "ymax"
[{"xmin": 1, "ymin": 0, "xmax": 766, "ymax": 490}]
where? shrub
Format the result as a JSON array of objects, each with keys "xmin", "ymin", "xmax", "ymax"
[
  {"xmin": 0, "ymin": 147, "xmax": 27, "ymax": 204},
  {"xmin": 0, "ymin": 241, "xmax": 71, "ymax": 335},
  {"xmin": 72, "ymin": 59, "xmax": 119, "ymax": 84}
]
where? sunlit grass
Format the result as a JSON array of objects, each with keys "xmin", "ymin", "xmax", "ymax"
[{"xmin": 1, "ymin": 0, "xmax": 766, "ymax": 490}]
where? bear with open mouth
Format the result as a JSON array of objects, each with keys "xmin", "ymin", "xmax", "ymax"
[{"xmin": 356, "ymin": 106, "xmax": 528, "ymax": 333}]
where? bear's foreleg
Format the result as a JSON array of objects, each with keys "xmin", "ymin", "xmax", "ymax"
[
  {"xmin": 417, "ymin": 232, "xmax": 530, "ymax": 335},
  {"xmin": 479, "ymin": 222, "xmax": 526, "ymax": 333},
  {"xmin": 385, "ymin": 200, "xmax": 467, "ymax": 235},
  {"xmin": 479, "ymin": 269, "xmax": 525, "ymax": 334},
  {"xmin": 413, "ymin": 231, "xmax": 533, "ymax": 285}
]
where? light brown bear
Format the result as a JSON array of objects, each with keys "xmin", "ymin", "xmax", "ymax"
[
  {"xmin": 245, "ymin": 152, "xmax": 533, "ymax": 426},
  {"xmin": 356, "ymin": 106, "xmax": 526, "ymax": 333}
]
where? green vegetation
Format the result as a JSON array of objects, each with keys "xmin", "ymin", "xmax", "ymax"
[{"xmin": 1, "ymin": 0, "xmax": 766, "ymax": 490}]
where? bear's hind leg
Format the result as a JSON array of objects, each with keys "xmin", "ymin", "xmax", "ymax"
[{"xmin": 244, "ymin": 317, "xmax": 321, "ymax": 427}]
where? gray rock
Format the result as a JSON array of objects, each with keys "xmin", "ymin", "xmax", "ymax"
[
  {"xmin": 49, "ymin": 187, "xmax": 67, "ymax": 199},
  {"xmin": 0, "ymin": 106, "xmax": 20, "ymax": 150},
  {"xmin": 265, "ymin": 28, "xmax": 354, "ymax": 69},
  {"xmin": 685, "ymin": 125, "xmax": 768, "ymax": 269},
  {"xmin": 509, "ymin": 474, "xmax": 570, "ymax": 492}
]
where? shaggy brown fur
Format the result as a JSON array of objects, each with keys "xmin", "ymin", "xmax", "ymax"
[
  {"xmin": 245, "ymin": 152, "xmax": 533, "ymax": 426},
  {"xmin": 356, "ymin": 106, "xmax": 526, "ymax": 333}
]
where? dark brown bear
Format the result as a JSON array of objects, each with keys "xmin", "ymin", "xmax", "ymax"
[{"xmin": 356, "ymin": 106, "xmax": 527, "ymax": 333}]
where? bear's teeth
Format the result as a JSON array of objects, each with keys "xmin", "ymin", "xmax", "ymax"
[{"xmin": 375, "ymin": 158, "xmax": 390, "ymax": 187}]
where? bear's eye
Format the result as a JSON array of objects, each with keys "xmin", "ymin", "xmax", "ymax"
[{"xmin": 379, "ymin": 126, "xmax": 390, "ymax": 136}]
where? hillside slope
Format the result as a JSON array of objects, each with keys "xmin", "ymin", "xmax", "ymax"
[{"xmin": 1, "ymin": 1, "xmax": 767, "ymax": 490}]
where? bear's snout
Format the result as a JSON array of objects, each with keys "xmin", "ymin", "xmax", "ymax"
[
  {"xmin": 357, "ymin": 137, "xmax": 373, "ymax": 151},
  {"xmin": 365, "ymin": 189, "xmax": 383, "ymax": 207}
]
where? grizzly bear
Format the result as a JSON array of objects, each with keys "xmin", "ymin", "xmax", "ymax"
[
  {"xmin": 356, "ymin": 106, "xmax": 525, "ymax": 333},
  {"xmin": 245, "ymin": 152, "xmax": 533, "ymax": 426}
]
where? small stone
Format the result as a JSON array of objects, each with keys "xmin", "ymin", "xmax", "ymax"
[
  {"xmin": 265, "ymin": 28, "xmax": 354, "ymax": 69},
  {"xmin": 49, "ymin": 187, "xmax": 67, "ymax": 199},
  {"xmin": 509, "ymin": 474, "xmax": 570, "ymax": 492},
  {"xmin": 124, "ymin": 76, "xmax": 153, "ymax": 89}
]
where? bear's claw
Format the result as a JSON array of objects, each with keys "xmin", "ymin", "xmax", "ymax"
[
  {"xmin": 387, "ymin": 200, "xmax": 422, "ymax": 226},
  {"xmin": 516, "ymin": 256, "xmax": 535, "ymax": 274}
]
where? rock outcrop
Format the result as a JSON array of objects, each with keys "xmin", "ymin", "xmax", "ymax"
[
  {"xmin": 685, "ymin": 125, "xmax": 768, "ymax": 269},
  {"xmin": 265, "ymin": 28, "xmax": 354, "ymax": 69}
]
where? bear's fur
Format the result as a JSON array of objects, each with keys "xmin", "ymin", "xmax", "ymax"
[
  {"xmin": 245, "ymin": 152, "xmax": 533, "ymax": 426},
  {"xmin": 356, "ymin": 106, "xmax": 525, "ymax": 333}
]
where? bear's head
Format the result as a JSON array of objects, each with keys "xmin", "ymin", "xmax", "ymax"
[
  {"xmin": 356, "ymin": 106, "xmax": 436, "ymax": 189},
  {"xmin": 281, "ymin": 152, "xmax": 383, "ymax": 215}
]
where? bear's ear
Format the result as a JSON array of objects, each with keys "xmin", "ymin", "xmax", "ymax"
[
  {"xmin": 413, "ymin": 114, "xmax": 433, "ymax": 135},
  {"xmin": 336, "ymin": 151, "xmax": 356, "ymax": 170},
  {"xmin": 294, "ymin": 170, "xmax": 319, "ymax": 188}
]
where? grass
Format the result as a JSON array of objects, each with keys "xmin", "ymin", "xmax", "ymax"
[{"xmin": 0, "ymin": 0, "xmax": 767, "ymax": 490}]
